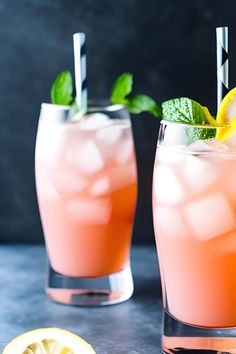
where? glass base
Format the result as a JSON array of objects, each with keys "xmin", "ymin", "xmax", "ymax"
[
  {"xmin": 46, "ymin": 264, "xmax": 134, "ymax": 306},
  {"xmin": 162, "ymin": 310, "xmax": 236, "ymax": 353}
]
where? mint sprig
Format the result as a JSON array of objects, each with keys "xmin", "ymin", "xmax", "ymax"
[
  {"xmin": 162, "ymin": 98, "xmax": 210, "ymax": 125},
  {"xmin": 51, "ymin": 71, "xmax": 74, "ymax": 106},
  {"xmin": 110, "ymin": 72, "xmax": 133, "ymax": 105},
  {"xmin": 127, "ymin": 94, "xmax": 162, "ymax": 117},
  {"xmin": 162, "ymin": 97, "xmax": 217, "ymax": 143},
  {"xmin": 110, "ymin": 72, "xmax": 161, "ymax": 117},
  {"xmin": 50, "ymin": 70, "xmax": 216, "ymax": 146}
]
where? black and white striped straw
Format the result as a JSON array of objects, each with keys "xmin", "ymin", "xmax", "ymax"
[
  {"xmin": 73, "ymin": 32, "xmax": 87, "ymax": 113},
  {"xmin": 216, "ymin": 26, "xmax": 229, "ymax": 110}
]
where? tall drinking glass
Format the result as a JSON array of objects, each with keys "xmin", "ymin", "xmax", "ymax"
[
  {"xmin": 153, "ymin": 120, "xmax": 236, "ymax": 353},
  {"xmin": 35, "ymin": 102, "xmax": 137, "ymax": 306}
]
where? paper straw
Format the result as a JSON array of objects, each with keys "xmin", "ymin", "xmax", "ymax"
[
  {"xmin": 73, "ymin": 32, "xmax": 87, "ymax": 113},
  {"xmin": 216, "ymin": 26, "xmax": 229, "ymax": 110}
]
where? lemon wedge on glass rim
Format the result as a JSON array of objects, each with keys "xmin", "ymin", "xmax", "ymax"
[
  {"xmin": 216, "ymin": 87, "xmax": 236, "ymax": 142},
  {"xmin": 3, "ymin": 328, "xmax": 96, "ymax": 354}
]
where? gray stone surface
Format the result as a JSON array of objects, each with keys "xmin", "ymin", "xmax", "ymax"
[{"xmin": 0, "ymin": 245, "xmax": 162, "ymax": 353}]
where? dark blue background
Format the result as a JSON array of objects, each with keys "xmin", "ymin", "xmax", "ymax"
[{"xmin": 0, "ymin": 0, "xmax": 236, "ymax": 243}]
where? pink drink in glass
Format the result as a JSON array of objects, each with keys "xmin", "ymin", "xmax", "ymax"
[
  {"xmin": 153, "ymin": 138, "xmax": 236, "ymax": 328},
  {"xmin": 35, "ymin": 109, "xmax": 137, "ymax": 279}
]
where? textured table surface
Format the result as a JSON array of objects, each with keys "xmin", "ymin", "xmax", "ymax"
[{"xmin": 0, "ymin": 245, "xmax": 162, "ymax": 353}]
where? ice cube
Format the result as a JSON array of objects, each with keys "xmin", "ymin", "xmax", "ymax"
[
  {"xmin": 36, "ymin": 122, "xmax": 64, "ymax": 165},
  {"xmin": 184, "ymin": 194, "xmax": 236, "ymax": 241},
  {"xmin": 187, "ymin": 140, "xmax": 216, "ymax": 153},
  {"xmin": 66, "ymin": 198, "xmax": 112, "ymax": 224},
  {"xmin": 55, "ymin": 168, "xmax": 88, "ymax": 194},
  {"xmin": 71, "ymin": 139, "xmax": 104, "ymax": 175},
  {"xmin": 182, "ymin": 155, "xmax": 218, "ymax": 192},
  {"xmin": 157, "ymin": 147, "xmax": 184, "ymax": 164},
  {"xmin": 108, "ymin": 163, "xmax": 137, "ymax": 192},
  {"xmin": 153, "ymin": 165, "xmax": 185, "ymax": 205},
  {"xmin": 96, "ymin": 125, "xmax": 123, "ymax": 145},
  {"xmin": 36, "ymin": 168, "xmax": 60, "ymax": 200},
  {"xmin": 115, "ymin": 139, "xmax": 133, "ymax": 165},
  {"xmin": 80, "ymin": 113, "xmax": 111, "ymax": 130},
  {"xmin": 90, "ymin": 177, "xmax": 110, "ymax": 196},
  {"xmin": 204, "ymin": 139, "xmax": 231, "ymax": 152},
  {"xmin": 154, "ymin": 206, "xmax": 189, "ymax": 239},
  {"xmin": 225, "ymin": 132, "xmax": 236, "ymax": 148},
  {"xmin": 188, "ymin": 139, "xmax": 230, "ymax": 153}
]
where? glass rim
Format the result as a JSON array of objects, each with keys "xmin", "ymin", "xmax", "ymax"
[
  {"xmin": 161, "ymin": 119, "xmax": 228, "ymax": 129},
  {"xmin": 41, "ymin": 101, "xmax": 126, "ymax": 112}
]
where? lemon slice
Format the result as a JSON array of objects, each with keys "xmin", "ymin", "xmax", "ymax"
[
  {"xmin": 217, "ymin": 87, "xmax": 236, "ymax": 124},
  {"xmin": 3, "ymin": 328, "xmax": 96, "ymax": 354},
  {"xmin": 216, "ymin": 87, "xmax": 236, "ymax": 141}
]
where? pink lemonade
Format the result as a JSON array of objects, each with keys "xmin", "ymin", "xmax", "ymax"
[
  {"xmin": 35, "ymin": 114, "xmax": 137, "ymax": 278},
  {"xmin": 153, "ymin": 144, "xmax": 236, "ymax": 328}
]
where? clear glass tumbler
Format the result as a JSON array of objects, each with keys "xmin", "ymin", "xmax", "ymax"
[
  {"xmin": 153, "ymin": 120, "xmax": 236, "ymax": 353},
  {"xmin": 35, "ymin": 101, "xmax": 137, "ymax": 306}
]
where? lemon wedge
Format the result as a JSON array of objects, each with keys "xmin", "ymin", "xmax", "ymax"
[
  {"xmin": 3, "ymin": 328, "xmax": 96, "ymax": 354},
  {"xmin": 216, "ymin": 87, "xmax": 236, "ymax": 141}
]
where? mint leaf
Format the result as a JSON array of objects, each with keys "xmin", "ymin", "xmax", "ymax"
[
  {"xmin": 51, "ymin": 71, "xmax": 74, "ymax": 105},
  {"xmin": 110, "ymin": 72, "xmax": 161, "ymax": 117},
  {"xmin": 162, "ymin": 98, "xmax": 209, "ymax": 125},
  {"xmin": 162, "ymin": 98, "xmax": 216, "ymax": 144},
  {"xmin": 110, "ymin": 72, "xmax": 133, "ymax": 104},
  {"xmin": 186, "ymin": 127, "xmax": 216, "ymax": 144},
  {"xmin": 127, "ymin": 94, "xmax": 162, "ymax": 117}
]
